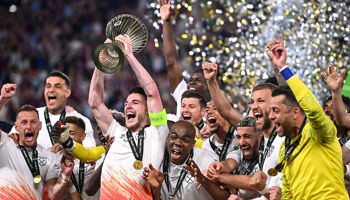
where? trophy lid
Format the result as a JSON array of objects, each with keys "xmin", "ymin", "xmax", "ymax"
[{"xmin": 105, "ymin": 14, "xmax": 148, "ymax": 54}]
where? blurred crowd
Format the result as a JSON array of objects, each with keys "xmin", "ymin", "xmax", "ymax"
[{"xmin": 0, "ymin": 0, "xmax": 176, "ymax": 124}]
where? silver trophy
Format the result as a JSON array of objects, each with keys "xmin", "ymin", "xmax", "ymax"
[{"xmin": 93, "ymin": 14, "xmax": 148, "ymax": 73}]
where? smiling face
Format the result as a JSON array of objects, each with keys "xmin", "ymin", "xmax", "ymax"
[
  {"xmin": 180, "ymin": 97, "xmax": 205, "ymax": 126},
  {"xmin": 44, "ymin": 76, "xmax": 71, "ymax": 115},
  {"xmin": 269, "ymin": 95, "xmax": 295, "ymax": 137},
  {"xmin": 236, "ymin": 126, "xmax": 259, "ymax": 160},
  {"xmin": 187, "ymin": 71, "xmax": 208, "ymax": 93},
  {"xmin": 15, "ymin": 110, "xmax": 42, "ymax": 148},
  {"xmin": 206, "ymin": 100, "xmax": 229, "ymax": 133},
  {"xmin": 250, "ymin": 88, "xmax": 273, "ymax": 132},
  {"xmin": 166, "ymin": 121, "xmax": 196, "ymax": 165},
  {"xmin": 124, "ymin": 93, "xmax": 149, "ymax": 132},
  {"xmin": 67, "ymin": 123, "xmax": 86, "ymax": 144}
]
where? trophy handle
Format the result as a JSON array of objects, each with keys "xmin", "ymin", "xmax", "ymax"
[{"xmin": 93, "ymin": 43, "xmax": 125, "ymax": 74}]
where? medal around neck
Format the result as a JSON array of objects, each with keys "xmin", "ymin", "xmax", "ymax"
[
  {"xmin": 33, "ymin": 175, "xmax": 42, "ymax": 184},
  {"xmin": 133, "ymin": 160, "xmax": 143, "ymax": 170},
  {"xmin": 268, "ymin": 168, "xmax": 278, "ymax": 176},
  {"xmin": 93, "ymin": 14, "xmax": 148, "ymax": 73}
]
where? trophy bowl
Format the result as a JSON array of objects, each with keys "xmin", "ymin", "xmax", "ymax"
[{"xmin": 93, "ymin": 14, "xmax": 148, "ymax": 74}]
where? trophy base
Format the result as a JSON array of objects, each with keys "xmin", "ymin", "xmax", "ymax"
[{"xmin": 93, "ymin": 43, "xmax": 124, "ymax": 74}]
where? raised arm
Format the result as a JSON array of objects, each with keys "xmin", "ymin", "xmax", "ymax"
[
  {"xmin": 0, "ymin": 83, "xmax": 16, "ymax": 112},
  {"xmin": 322, "ymin": 64, "xmax": 350, "ymax": 128},
  {"xmin": 159, "ymin": 0, "xmax": 183, "ymax": 92},
  {"xmin": 272, "ymin": 35, "xmax": 336, "ymax": 143},
  {"xmin": 203, "ymin": 62, "xmax": 242, "ymax": 127},
  {"xmin": 116, "ymin": 35, "xmax": 163, "ymax": 114},
  {"xmin": 266, "ymin": 35, "xmax": 287, "ymax": 86},
  {"xmin": 0, "ymin": 83, "xmax": 17, "ymax": 140},
  {"xmin": 88, "ymin": 58, "xmax": 114, "ymax": 134}
]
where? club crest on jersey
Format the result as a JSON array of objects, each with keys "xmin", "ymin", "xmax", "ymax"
[{"xmin": 38, "ymin": 156, "xmax": 47, "ymax": 166}]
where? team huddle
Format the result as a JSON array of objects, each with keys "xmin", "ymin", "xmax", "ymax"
[{"xmin": 1, "ymin": 0, "xmax": 350, "ymax": 200}]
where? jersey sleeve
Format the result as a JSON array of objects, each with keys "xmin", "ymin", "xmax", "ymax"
[{"xmin": 284, "ymin": 70, "xmax": 336, "ymax": 144}]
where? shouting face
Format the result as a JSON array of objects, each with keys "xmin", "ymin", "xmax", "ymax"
[
  {"xmin": 180, "ymin": 97, "xmax": 205, "ymax": 126},
  {"xmin": 269, "ymin": 95, "xmax": 294, "ymax": 137},
  {"xmin": 124, "ymin": 93, "xmax": 149, "ymax": 132},
  {"xmin": 15, "ymin": 111, "xmax": 42, "ymax": 148},
  {"xmin": 250, "ymin": 89, "xmax": 273, "ymax": 132},
  {"xmin": 44, "ymin": 76, "xmax": 71, "ymax": 115},
  {"xmin": 167, "ymin": 121, "xmax": 196, "ymax": 165},
  {"xmin": 236, "ymin": 126, "xmax": 259, "ymax": 160}
]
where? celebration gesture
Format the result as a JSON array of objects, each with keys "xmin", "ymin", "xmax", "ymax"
[
  {"xmin": 322, "ymin": 63, "xmax": 346, "ymax": 92},
  {"xmin": 203, "ymin": 62, "xmax": 218, "ymax": 82},
  {"xmin": 142, "ymin": 163, "xmax": 164, "ymax": 190},
  {"xmin": 184, "ymin": 158, "xmax": 206, "ymax": 188},
  {"xmin": 207, "ymin": 161, "xmax": 224, "ymax": 177},
  {"xmin": 0, "ymin": 83, "xmax": 17, "ymax": 102},
  {"xmin": 249, "ymin": 170, "xmax": 267, "ymax": 191},
  {"xmin": 60, "ymin": 153, "xmax": 75, "ymax": 176},
  {"xmin": 268, "ymin": 186, "xmax": 282, "ymax": 200},
  {"xmin": 158, "ymin": 0, "xmax": 172, "ymax": 22},
  {"xmin": 115, "ymin": 35, "xmax": 133, "ymax": 57},
  {"xmin": 267, "ymin": 34, "xmax": 287, "ymax": 70}
]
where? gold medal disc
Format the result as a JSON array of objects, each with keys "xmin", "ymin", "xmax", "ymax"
[
  {"xmin": 33, "ymin": 175, "xmax": 42, "ymax": 184},
  {"xmin": 133, "ymin": 160, "xmax": 143, "ymax": 170},
  {"xmin": 268, "ymin": 168, "xmax": 278, "ymax": 176}
]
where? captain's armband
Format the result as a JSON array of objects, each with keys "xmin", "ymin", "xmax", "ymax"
[{"xmin": 149, "ymin": 109, "xmax": 167, "ymax": 126}]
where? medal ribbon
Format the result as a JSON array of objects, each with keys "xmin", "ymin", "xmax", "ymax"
[
  {"xmin": 273, "ymin": 117, "xmax": 307, "ymax": 172},
  {"xmin": 126, "ymin": 127, "xmax": 146, "ymax": 161},
  {"xmin": 71, "ymin": 161, "xmax": 85, "ymax": 194},
  {"xmin": 196, "ymin": 120, "xmax": 204, "ymax": 130},
  {"xmin": 19, "ymin": 145, "xmax": 40, "ymax": 179},
  {"xmin": 163, "ymin": 149, "xmax": 193, "ymax": 198},
  {"xmin": 209, "ymin": 126, "xmax": 235, "ymax": 161},
  {"xmin": 44, "ymin": 107, "xmax": 66, "ymax": 145},
  {"xmin": 240, "ymin": 158, "xmax": 259, "ymax": 175},
  {"xmin": 258, "ymin": 129, "xmax": 277, "ymax": 170}
]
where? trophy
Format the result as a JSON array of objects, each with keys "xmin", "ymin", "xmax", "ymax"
[{"xmin": 93, "ymin": 14, "xmax": 148, "ymax": 73}]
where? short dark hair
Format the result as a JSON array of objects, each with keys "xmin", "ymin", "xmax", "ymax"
[
  {"xmin": 272, "ymin": 85, "xmax": 303, "ymax": 112},
  {"xmin": 63, "ymin": 116, "xmax": 85, "ymax": 132},
  {"xmin": 170, "ymin": 120, "xmax": 196, "ymax": 140},
  {"xmin": 16, "ymin": 104, "xmax": 39, "ymax": 119},
  {"xmin": 47, "ymin": 71, "xmax": 71, "ymax": 88},
  {"xmin": 324, "ymin": 95, "xmax": 350, "ymax": 111},
  {"xmin": 237, "ymin": 116, "xmax": 257, "ymax": 131},
  {"xmin": 193, "ymin": 69, "xmax": 205, "ymax": 76},
  {"xmin": 129, "ymin": 87, "xmax": 147, "ymax": 100},
  {"xmin": 252, "ymin": 83, "xmax": 277, "ymax": 93},
  {"xmin": 181, "ymin": 90, "xmax": 207, "ymax": 109},
  {"xmin": 264, "ymin": 76, "xmax": 278, "ymax": 86}
]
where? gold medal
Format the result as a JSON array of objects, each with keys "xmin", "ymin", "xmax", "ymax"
[
  {"xmin": 33, "ymin": 175, "xmax": 42, "ymax": 184},
  {"xmin": 228, "ymin": 186, "xmax": 237, "ymax": 194},
  {"xmin": 133, "ymin": 160, "xmax": 143, "ymax": 170},
  {"xmin": 268, "ymin": 168, "xmax": 278, "ymax": 176}
]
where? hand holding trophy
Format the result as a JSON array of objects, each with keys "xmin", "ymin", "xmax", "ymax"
[{"xmin": 93, "ymin": 14, "xmax": 148, "ymax": 73}]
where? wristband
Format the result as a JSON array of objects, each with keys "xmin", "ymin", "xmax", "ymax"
[
  {"xmin": 149, "ymin": 109, "xmax": 167, "ymax": 126},
  {"xmin": 345, "ymin": 164, "xmax": 350, "ymax": 177},
  {"xmin": 280, "ymin": 66, "xmax": 294, "ymax": 80},
  {"xmin": 68, "ymin": 185, "xmax": 77, "ymax": 193},
  {"xmin": 258, "ymin": 185, "xmax": 269, "ymax": 195},
  {"xmin": 61, "ymin": 172, "xmax": 68, "ymax": 184},
  {"xmin": 345, "ymin": 140, "xmax": 350, "ymax": 150}
]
